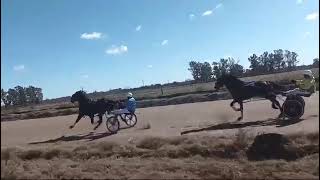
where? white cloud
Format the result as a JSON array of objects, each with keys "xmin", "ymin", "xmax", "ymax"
[
  {"xmin": 161, "ymin": 40, "xmax": 168, "ymax": 46},
  {"xmin": 13, "ymin": 65, "xmax": 25, "ymax": 71},
  {"xmin": 189, "ymin": 14, "xmax": 195, "ymax": 20},
  {"xmin": 147, "ymin": 65, "xmax": 153, "ymax": 68},
  {"xmin": 202, "ymin": 10, "xmax": 213, "ymax": 16},
  {"xmin": 81, "ymin": 74, "xmax": 89, "ymax": 78},
  {"xmin": 296, "ymin": 0, "xmax": 304, "ymax": 4},
  {"xmin": 80, "ymin": 32, "xmax": 103, "ymax": 40},
  {"xmin": 105, "ymin": 45, "xmax": 128, "ymax": 55},
  {"xmin": 201, "ymin": 3, "xmax": 222, "ymax": 17},
  {"xmin": 135, "ymin": 25, "xmax": 142, "ymax": 31},
  {"xmin": 305, "ymin": 12, "xmax": 319, "ymax": 21},
  {"xmin": 215, "ymin": 3, "xmax": 223, "ymax": 9}
]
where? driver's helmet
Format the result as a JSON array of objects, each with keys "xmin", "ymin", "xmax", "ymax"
[
  {"xmin": 127, "ymin": 92, "xmax": 133, "ymax": 98},
  {"xmin": 303, "ymin": 70, "xmax": 313, "ymax": 78}
]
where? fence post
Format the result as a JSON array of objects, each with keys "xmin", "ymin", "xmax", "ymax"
[{"xmin": 160, "ymin": 85, "xmax": 164, "ymax": 95}]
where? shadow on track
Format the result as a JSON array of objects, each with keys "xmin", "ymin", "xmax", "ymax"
[
  {"xmin": 28, "ymin": 131, "xmax": 116, "ymax": 145},
  {"xmin": 180, "ymin": 115, "xmax": 317, "ymax": 135},
  {"xmin": 29, "ymin": 122, "xmax": 135, "ymax": 145}
]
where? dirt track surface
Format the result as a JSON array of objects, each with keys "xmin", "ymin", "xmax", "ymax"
[{"xmin": 1, "ymin": 92, "xmax": 319, "ymax": 148}]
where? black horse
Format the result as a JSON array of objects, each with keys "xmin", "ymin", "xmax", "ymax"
[
  {"xmin": 69, "ymin": 90, "xmax": 118, "ymax": 130},
  {"xmin": 214, "ymin": 74, "xmax": 285, "ymax": 121}
]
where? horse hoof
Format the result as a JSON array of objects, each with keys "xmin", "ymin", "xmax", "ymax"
[
  {"xmin": 237, "ymin": 117, "xmax": 243, "ymax": 121},
  {"xmin": 272, "ymin": 104, "xmax": 278, "ymax": 109}
]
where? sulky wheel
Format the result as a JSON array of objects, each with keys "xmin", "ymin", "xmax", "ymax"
[
  {"xmin": 106, "ymin": 116, "xmax": 120, "ymax": 133},
  {"xmin": 282, "ymin": 100, "xmax": 304, "ymax": 120},
  {"xmin": 286, "ymin": 94, "xmax": 305, "ymax": 107},
  {"xmin": 123, "ymin": 113, "xmax": 138, "ymax": 127}
]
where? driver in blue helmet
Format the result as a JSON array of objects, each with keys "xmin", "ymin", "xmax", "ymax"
[{"xmin": 112, "ymin": 92, "xmax": 136, "ymax": 115}]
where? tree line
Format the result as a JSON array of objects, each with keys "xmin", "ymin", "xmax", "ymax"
[
  {"xmin": 189, "ymin": 49, "xmax": 319, "ymax": 81},
  {"xmin": 1, "ymin": 86, "xmax": 43, "ymax": 107}
]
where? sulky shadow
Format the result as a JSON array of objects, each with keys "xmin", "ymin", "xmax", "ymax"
[
  {"xmin": 181, "ymin": 116, "xmax": 310, "ymax": 135},
  {"xmin": 29, "ymin": 131, "xmax": 116, "ymax": 145}
]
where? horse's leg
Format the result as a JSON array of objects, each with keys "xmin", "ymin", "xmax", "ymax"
[
  {"xmin": 271, "ymin": 103, "xmax": 278, "ymax": 109},
  {"xmin": 237, "ymin": 101, "xmax": 244, "ymax": 121},
  {"xmin": 230, "ymin": 100, "xmax": 240, "ymax": 111},
  {"xmin": 89, "ymin": 115, "xmax": 94, "ymax": 124},
  {"xmin": 93, "ymin": 114, "xmax": 103, "ymax": 130},
  {"xmin": 69, "ymin": 114, "xmax": 84, "ymax": 129},
  {"xmin": 267, "ymin": 95, "xmax": 283, "ymax": 118}
]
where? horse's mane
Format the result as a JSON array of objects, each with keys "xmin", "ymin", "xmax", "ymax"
[{"xmin": 221, "ymin": 74, "xmax": 244, "ymax": 85}]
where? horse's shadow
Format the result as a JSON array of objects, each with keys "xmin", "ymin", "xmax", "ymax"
[
  {"xmin": 181, "ymin": 115, "xmax": 316, "ymax": 135},
  {"xmin": 28, "ymin": 131, "xmax": 115, "ymax": 145}
]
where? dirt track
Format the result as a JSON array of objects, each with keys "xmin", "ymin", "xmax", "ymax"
[{"xmin": 1, "ymin": 92, "xmax": 319, "ymax": 148}]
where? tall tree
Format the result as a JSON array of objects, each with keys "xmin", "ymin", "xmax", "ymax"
[
  {"xmin": 200, "ymin": 62, "xmax": 213, "ymax": 82},
  {"xmin": 219, "ymin": 58, "xmax": 230, "ymax": 75},
  {"xmin": 188, "ymin": 61, "xmax": 202, "ymax": 81},
  {"xmin": 7, "ymin": 88, "xmax": 19, "ymax": 106},
  {"xmin": 212, "ymin": 62, "xmax": 222, "ymax": 79},
  {"xmin": 273, "ymin": 49, "xmax": 284, "ymax": 70},
  {"xmin": 1, "ymin": 89, "xmax": 11, "ymax": 107},
  {"xmin": 287, "ymin": 51, "xmax": 299, "ymax": 69},
  {"xmin": 248, "ymin": 54, "xmax": 261, "ymax": 73},
  {"xmin": 229, "ymin": 63, "xmax": 244, "ymax": 76},
  {"xmin": 313, "ymin": 58, "xmax": 319, "ymax": 67},
  {"xmin": 14, "ymin": 86, "xmax": 27, "ymax": 105},
  {"xmin": 34, "ymin": 87, "xmax": 43, "ymax": 104},
  {"xmin": 267, "ymin": 53, "xmax": 275, "ymax": 72},
  {"xmin": 259, "ymin": 51, "xmax": 269, "ymax": 73}
]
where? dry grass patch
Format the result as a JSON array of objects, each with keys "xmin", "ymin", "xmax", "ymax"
[{"xmin": 1, "ymin": 132, "xmax": 318, "ymax": 179}]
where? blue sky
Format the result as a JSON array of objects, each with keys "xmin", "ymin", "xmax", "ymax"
[{"xmin": 1, "ymin": 0, "xmax": 319, "ymax": 99}]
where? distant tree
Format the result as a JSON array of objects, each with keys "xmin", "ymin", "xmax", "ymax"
[
  {"xmin": 229, "ymin": 63, "xmax": 244, "ymax": 76},
  {"xmin": 1, "ymin": 89, "xmax": 10, "ymax": 107},
  {"xmin": 284, "ymin": 50, "xmax": 299, "ymax": 69},
  {"xmin": 14, "ymin": 86, "xmax": 27, "ymax": 105},
  {"xmin": 273, "ymin": 49, "xmax": 284, "ymax": 70},
  {"xmin": 189, "ymin": 61, "xmax": 213, "ymax": 82},
  {"xmin": 227, "ymin": 57, "xmax": 244, "ymax": 76},
  {"xmin": 25, "ymin": 86, "xmax": 43, "ymax": 104},
  {"xmin": 188, "ymin": 61, "xmax": 202, "ymax": 81},
  {"xmin": 267, "ymin": 53, "xmax": 275, "ymax": 72},
  {"xmin": 248, "ymin": 54, "xmax": 261, "ymax": 73},
  {"xmin": 313, "ymin": 58, "xmax": 319, "ymax": 67},
  {"xmin": 212, "ymin": 62, "xmax": 222, "ymax": 79},
  {"xmin": 289, "ymin": 51, "xmax": 299, "ymax": 69},
  {"xmin": 34, "ymin": 87, "xmax": 43, "ymax": 104},
  {"xmin": 258, "ymin": 51, "xmax": 269, "ymax": 73},
  {"xmin": 200, "ymin": 62, "xmax": 213, "ymax": 82},
  {"xmin": 7, "ymin": 88, "xmax": 19, "ymax": 106},
  {"xmin": 219, "ymin": 58, "xmax": 230, "ymax": 75}
]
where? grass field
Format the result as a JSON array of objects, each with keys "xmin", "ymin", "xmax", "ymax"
[{"xmin": 1, "ymin": 131, "xmax": 318, "ymax": 179}]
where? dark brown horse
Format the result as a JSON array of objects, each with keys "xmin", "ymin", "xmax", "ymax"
[
  {"xmin": 69, "ymin": 90, "xmax": 118, "ymax": 130},
  {"xmin": 214, "ymin": 74, "xmax": 285, "ymax": 121}
]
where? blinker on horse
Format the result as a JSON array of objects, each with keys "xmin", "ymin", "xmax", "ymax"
[
  {"xmin": 214, "ymin": 74, "xmax": 284, "ymax": 121},
  {"xmin": 69, "ymin": 90, "xmax": 118, "ymax": 130}
]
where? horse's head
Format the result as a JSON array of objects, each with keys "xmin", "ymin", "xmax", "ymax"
[
  {"xmin": 214, "ymin": 74, "xmax": 241, "ymax": 90},
  {"xmin": 71, "ymin": 90, "xmax": 88, "ymax": 103}
]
